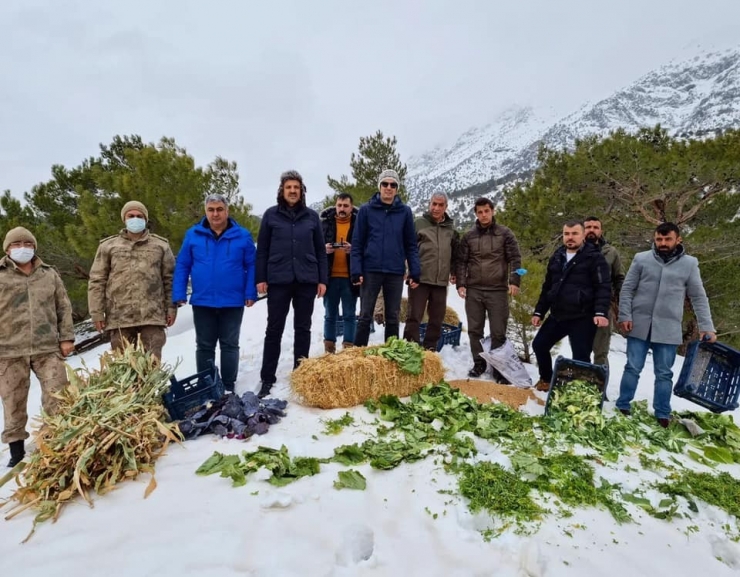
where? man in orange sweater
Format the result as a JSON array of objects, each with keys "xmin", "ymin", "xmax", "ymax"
[{"xmin": 320, "ymin": 193, "xmax": 359, "ymax": 352}]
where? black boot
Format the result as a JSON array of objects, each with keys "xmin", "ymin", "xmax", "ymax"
[
  {"xmin": 468, "ymin": 362, "xmax": 487, "ymax": 378},
  {"xmin": 257, "ymin": 381, "xmax": 273, "ymax": 399},
  {"xmin": 7, "ymin": 440, "xmax": 24, "ymax": 467}
]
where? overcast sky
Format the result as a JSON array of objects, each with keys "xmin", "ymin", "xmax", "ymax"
[{"xmin": 1, "ymin": 0, "xmax": 737, "ymax": 214}]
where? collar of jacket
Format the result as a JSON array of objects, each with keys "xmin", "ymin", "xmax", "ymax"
[
  {"xmin": 557, "ymin": 241, "xmax": 595, "ymax": 259},
  {"xmin": 277, "ymin": 203, "xmax": 309, "ymax": 220},
  {"xmin": 475, "ymin": 217, "xmax": 497, "ymax": 233},
  {"xmin": 320, "ymin": 206, "xmax": 359, "ymax": 221},
  {"xmin": 195, "ymin": 217, "xmax": 239, "ymax": 237},
  {"xmin": 0, "ymin": 255, "xmax": 46, "ymax": 271},
  {"xmin": 423, "ymin": 212, "xmax": 453, "ymax": 227},
  {"xmin": 118, "ymin": 229, "xmax": 151, "ymax": 243},
  {"xmin": 370, "ymin": 192, "xmax": 404, "ymax": 211},
  {"xmin": 652, "ymin": 242, "xmax": 684, "ymax": 263}
]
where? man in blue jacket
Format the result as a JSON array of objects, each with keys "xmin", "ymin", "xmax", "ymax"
[
  {"xmin": 173, "ymin": 194, "xmax": 257, "ymax": 393},
  {"xmin": 256, "ymin": 171, "xmax": 328, "ymax": 398},
  {"xmin": 351, "ymin": 169, "xmax": 421, "ymax": 347}
]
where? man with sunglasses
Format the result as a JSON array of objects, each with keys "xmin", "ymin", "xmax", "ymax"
[
  {"xmin": 0, "ymin": 227, "xmax": 74, "ymax": 467},
  {"xmin": 351, "ymin": 169, "xmax": 421, "ymax": 346}
]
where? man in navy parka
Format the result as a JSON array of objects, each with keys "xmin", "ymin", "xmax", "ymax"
[
  {"xmin": 255, "ymin": 171, "xmax": 328, "ymax": 398},
  {"xmin": 351, "ymin": 169, "xmax": 421, "ymax": 346},
  {"xmin": 173, "ymin": 193, "xmax": 257, "ymax": 392}
]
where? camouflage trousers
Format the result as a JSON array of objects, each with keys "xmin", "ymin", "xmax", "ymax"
[
  {"xmin": 109, "ymin": 325, "xmax": 166, "ymax": 361},
  {"xmin": 0, "ymin": 352, "xmax": 68, "ymax": 444}
]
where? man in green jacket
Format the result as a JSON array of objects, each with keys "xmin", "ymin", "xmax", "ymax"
[
  {"xmin": 456, "ymin": 198, "xmax": 522, "ymax": 378},
  {"xmin": 583, "ymin": 216, "xmax": 625, "ymax": 368},
  {"xmin": 403, "ymin": 192, "xmax": 459, "ymax": 350},
  {"xmin": 0, "ymin": 227, "xmax": 75, "ymax": 467}
]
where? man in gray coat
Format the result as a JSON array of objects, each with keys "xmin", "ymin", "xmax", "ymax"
[{"xmin": 615, "ymin": 222, "xmax": 716, "ymax": 427}]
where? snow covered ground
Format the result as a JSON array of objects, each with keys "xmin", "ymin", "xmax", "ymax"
[{"xmin": 2, "ymin": 290, "xmax": 740, "ymax": 577}]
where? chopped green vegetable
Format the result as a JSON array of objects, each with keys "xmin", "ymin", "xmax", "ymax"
[
  {"xmin": 334, "ymin": 470, "xmax": 367, "ymax": 490},
  {"xmin": 322, "ymin": 412, "xmax": 355, "ymax": 435},
  {"xmin": 364, "ymin": 337, "xmax": 424, "ymax": 374}
]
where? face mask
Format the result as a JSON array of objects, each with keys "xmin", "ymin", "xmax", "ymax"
[
  {"xmin": 126, "ymin": 217, "xmax": 147, "ymax": 234},
  {"xmin": 9, "ymin": 247, "xmax": 35, "ymax": 264}
]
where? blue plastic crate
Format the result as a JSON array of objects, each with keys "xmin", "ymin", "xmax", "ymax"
[
  {"xmin": 162, "ymin": 360, "xmax": 225, "ymax": 421},
  {"xmin": 419, "ymin": 322, "xmax": 463, "ymax": 352},
  {"xmin": 674, "ymin": 340, "xmax": 740, "ymax": 413},
  {"xmin": 544, "ymin": 356, "xmax": 609, "ymax": 415}
]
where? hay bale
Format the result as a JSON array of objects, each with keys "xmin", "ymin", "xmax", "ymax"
[{"xmin": 290, "ymin": 347, "xmax": 445, "ymax": 409}]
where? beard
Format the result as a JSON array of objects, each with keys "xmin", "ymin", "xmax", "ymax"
[{"xmin": 586, "ymin": 233, "xmax": 598, "ymax": 243}]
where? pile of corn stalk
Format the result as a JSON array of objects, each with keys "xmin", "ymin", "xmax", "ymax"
[{"xmin": 0, "ymin": 343, "xmax": 181, "ymax": 541}]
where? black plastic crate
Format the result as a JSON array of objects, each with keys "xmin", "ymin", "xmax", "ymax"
[
  {"xmin": 419, "ymin": 322, "xmax": 463, "ymax": 352},
  {"xmin": 674, "ymin": 340, "xmax": 740, "ymax": 413},
  {"xmin": 163, "ymin": 360, "xmax": 225, "ymax": 421},
  {"xmin": 544, "ymin": 356, "xmax": 609, "ymax": 415}
]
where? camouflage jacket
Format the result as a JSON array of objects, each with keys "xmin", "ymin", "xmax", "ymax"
[
  {"xmin": 88, "ymin": 230, "xmax": 176, "ymax": 331},
  {"xmin": 0, "ymin": 256, "xmax": 75, "ymax": 358}
]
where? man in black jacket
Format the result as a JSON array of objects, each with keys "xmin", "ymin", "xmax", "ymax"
[
  {"xmin": 256, "ymin": 171, "xmax": 328, "ymax": 397},
  {"xmin": 530, "ymin": 220, "xmax": 611, "ymax": 391},
  {"xmin": 321, "ymin": 193, "xmax": 359, "ymax": 353}
]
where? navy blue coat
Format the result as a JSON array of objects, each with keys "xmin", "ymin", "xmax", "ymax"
[
  {"xmin": 256, "ymin": 204, "xmax": 329, "ymax": 286},
  {"xmin": 350, "ymin": 193, "xmax": 421, "ymax": 280}
]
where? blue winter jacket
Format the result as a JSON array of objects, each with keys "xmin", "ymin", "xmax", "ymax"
[
  {"xmin": 350, "ymin": 193, "xmax": 421, "ymax": 279},
  {"xmin": 255, "ymin": 204, "xmax": 329, "ymax": 286},
  {"xmin": 173, "ymin": 217, "xmax": 258, "ymax": 306}
]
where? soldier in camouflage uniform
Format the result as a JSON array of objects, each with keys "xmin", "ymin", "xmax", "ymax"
[
  {"xmin": 0, "ymin": 227, "xmax": 75, "ymax": 467},
  {"xmin": 88, "ymin": 201, "xmax": 177, "ymax": 361}
]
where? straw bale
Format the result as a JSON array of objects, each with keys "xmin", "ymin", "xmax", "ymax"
[{"xmin": 291, "ymin": 347, "xmax": 445, "ymax": 409}]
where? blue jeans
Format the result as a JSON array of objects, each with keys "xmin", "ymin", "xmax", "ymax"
[
  {"xmin": 192, "ymin": 306, "xmax": 244, "ymax": 390},
  {"xmin": 323, "ymin": 278, "xmax": 358, "ymax": 344},
  {"xmin": 616, "ymin": 336, "xmax": 678, "ymax": 419}
]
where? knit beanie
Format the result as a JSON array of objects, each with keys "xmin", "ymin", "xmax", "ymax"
[
  {"xmin": 377, "ymin": 169, "xmax": 401, "ymax": 189},
  {"xmin": 120, "ymin": 200, "xmax": 149, "ymax": 222},
  {"xmin": 3, "ymin": 226, "xmax": 37, "ymax": 251}
]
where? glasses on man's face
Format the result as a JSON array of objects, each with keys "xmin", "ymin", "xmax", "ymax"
[
  {"xmin": 380, "ymin": 181, "xmax": 398, "ymax": 189},
  {"xmin": 9, "ymin": 241, "xmax": 35, "ymax": 249}
]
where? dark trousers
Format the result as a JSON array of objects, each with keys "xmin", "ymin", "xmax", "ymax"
[
  {"xmin": 465, "ymin": 288, "xmax": 509, "ymax": 367},
  {"xmin": 403, "ymin": 283, "xmax": 448, "ymax": 350},
  {"xmin": 260, "ymin": 282, "xmax": 317, "ymax": 384},
  {"xmin": 192, "ymin": 306, "xmax": 244, "ymax": 389},
  {"xmin": 354, "ymin": 273, "xmax": 404, "ymax": 346},
  {"xmin": 532, "ymin": 315, "xmax": 597, "ymax": 382}
]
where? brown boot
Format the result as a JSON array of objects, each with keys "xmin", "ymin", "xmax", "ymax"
[
  {"xmin": 341, "ymin": 341, "xmax": 355, "ymax": 350},
  {"xmin": 324, "ymin": 340, "xmax": 336, "ymax": 354},
  {"xmin": 535, "ymin": 379, "xmax": 551, "ymax": 392}
]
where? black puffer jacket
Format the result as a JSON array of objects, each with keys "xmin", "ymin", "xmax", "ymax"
[{"xmin": 534, "ymin": 242, "xmax": 611, "ymax": 321}]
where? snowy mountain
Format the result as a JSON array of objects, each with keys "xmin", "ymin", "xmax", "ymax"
[{"xmin": 407, "ymin": 46, "xmax": 740, "ymax": 222}]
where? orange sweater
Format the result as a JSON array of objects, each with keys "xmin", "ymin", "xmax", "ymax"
[{"xmin": 332, "ymin": 218, "xmax": 351, "ymax": 277}]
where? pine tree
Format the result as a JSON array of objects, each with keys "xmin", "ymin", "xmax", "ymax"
[{"xmin": 326, "ymin": 130, "xmax": 408, "ymax": 206}]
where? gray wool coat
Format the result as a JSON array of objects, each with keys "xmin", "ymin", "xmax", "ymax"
[{"xmin": 618, "ymin": 245, "xmax": 714, "ymax": 345}]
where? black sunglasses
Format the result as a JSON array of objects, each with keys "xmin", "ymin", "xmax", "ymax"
[{"xmin": 380, "ymin": 181, "xmax": 398, "ymax": 189}]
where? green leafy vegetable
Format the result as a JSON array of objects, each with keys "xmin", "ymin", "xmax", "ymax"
[
  {"xmin": 322, "ymin": 412, "xmax": 355, "ymax": 435},
  {"xmin": 364, "ymin": 337, "xmax": 424, "ymax": 374},
  {"xmin": 334, "ymin": 470, "xmax": 367, "ymax": 490}
]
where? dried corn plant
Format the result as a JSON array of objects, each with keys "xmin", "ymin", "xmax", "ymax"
[{"xmin": 0, "ymin": 342, "xmax": 181, "ymax": 542}]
